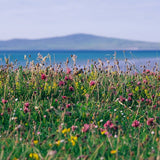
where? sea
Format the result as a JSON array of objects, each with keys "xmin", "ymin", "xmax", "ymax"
[{"xmin": 0, "ymin": 50, "xmax": 160, "ymax": 72}]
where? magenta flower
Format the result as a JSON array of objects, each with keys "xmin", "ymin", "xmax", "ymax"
[
  {"xmin": 66, "ymin": 104, "xmax": 71, "ymax": 108},
  {"xmin": 82, "ymin": 124, "xmax": 90, "ymax": 132},
  {"xmin": 137, "ymin": 81, "xmax": 141, "ymax": 85},
  {"xmin": 104, "ymin": 120, "xmax": 112, "ymax": 128},
  {"xmin": 128, "ymin": 96, "xmax": 132, "ymax": 101},
  {"xmin": 89, "ymin": 80, "xmax": 95, "ymax": 86},
  {"xmin": 65, "ymin": 76, "xmax": 69, "ymax": 81},
  {"xmin": 147, "ymin": 118, "xmax": 154, "ymax": 126},
  {"xmin": 132, "ymin": 120, "xmax": 140, "ymax": 127},
  {"xmin": 66, "ymin": 68, "xmax": 71, "ymax": 74},
  {"xmin": 41, "ymin": 74, "xmax": 46, "ymax": 80},
  {"xmin": 2, "ymin": 99, "xmax": 8, "ymax": 104},
  {"xmin": 71, "ymin": 125, "xmax": 77, "ymax": 131},
  {"xmin": 24, "ymin": 107, "xmax": 29, "ymax": 113},
  {"xmin": 62, "ymin": 96, "xmax": 67, "ymax": 99},
  {"xmin": 24, "ymin": 102, "xmax": 29, "ymax": 108},
  {"xmin": 59, "ymin": 81, "xmax": 65, "ymax": 86},
  {"xmin": 69, "ymin": 86, "xmax": 74, "ymax": 91}
]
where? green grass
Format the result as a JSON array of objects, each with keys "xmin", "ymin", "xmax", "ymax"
[{"xmin": 0, "ymin": 55, "xmax": 159, "ymax": 160}]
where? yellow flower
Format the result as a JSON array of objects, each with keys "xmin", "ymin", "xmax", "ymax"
[
  {"xmin": 29, "ymin": 153, "xmax": 39, "ymax": 160},
  {"xmin": 62, "ymin": 128, "xmax": 70, "ymax": 134},
  {"xmin": 101, "ymin": 131, "xmax": 106, "ymax": 135},
  {"xmin": 110, "ymin": 150, "xmax": 117, "ymax": 154},
  {"xmin": 71, "ymin": 139, "xmax": 76, "ymax": 146},
  {"xmin": 69, "ymin": 136, "xmax": 78, "ymax": 146},
  {"xmin": 49, "ymin": 143, "xmax": 52, "ymax": 147},
  {"xmin": 56, "ymin": 140, "xmax": 61, "ymax": 146},
  {"xmin": 33, "ymin": 140, "xmax": 38, "ymax": 145},
  {"xmin": 13, "ymin": 158, "xmax": 18, "ymax": 160},
  {"xmin": 135, "ymin": 86, "xmax": 139, "ymax": 92}
]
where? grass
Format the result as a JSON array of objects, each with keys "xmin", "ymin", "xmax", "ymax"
[{"xmin": 0, "ymin": 54, "xmax": 160, "ymax": 160}]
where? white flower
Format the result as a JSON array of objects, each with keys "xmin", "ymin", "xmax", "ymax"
[
  {"xmin": 114, "ymin": 135, "xmax": 118, "ymax": 138},
  {"xmin": 151, "ymin": 131, "xmax": 155, "ymax": 135},
  {"xmin": 114, "ymin": 109, "xmax": 117, "ymax": 111},
  {"xmin": 15, "ymin": 98, "xmax": 18, "ymax": 101},
  {"xmin": 100, "ymin": 119, "xmax": 103, "ymax": 122}
]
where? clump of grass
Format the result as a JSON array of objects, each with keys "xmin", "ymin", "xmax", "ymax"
[{"xmin": 0, "ymin": 54, "xmax": 159, "ymax": 160}]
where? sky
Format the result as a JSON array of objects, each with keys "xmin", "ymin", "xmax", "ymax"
[{"xmin": 0, "ymin": 0, "xmax": 160, "ymax": 42}]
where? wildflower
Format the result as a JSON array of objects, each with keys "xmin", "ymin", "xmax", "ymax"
[
  {"xmin": 44, "ymin": 115, "xmax": 46, "ymax": 118},
  {"xmin": 41, "ymin": 73, "xmax": 46, "ymax": 80},
  {"xmin": 69, "ymin": 136, "xmax": 78, "ymax": 146},
  {"xmin": 147, "ymin": 118, "xmax": 154, "ymax": 126},
  {"xmin": 24, "ymin": 102, "xmax": 29, "ymax": 108},
  {"xmin": 132, "ymin": 120, "xmax": 140, "ymax": 127},
  {"xmin": 66, "ymin": 104, "xmax": 71, "ymax": 108},
  {"xmin": 62, "ymin": 128, "xmax": 70, "ymax": 134},
  {"xmin": 71, "ymin": 125, "xmax": 77, "ymax": 131},
  {"xmin": 29, "ymin": 153, "xmax": 39, "ymax": 160},
  {"xmin": 137, "ymin": 81, "xmax": 141, "ymax": 85},
  {"xmin": 33, "ymin": 140, "xmax": 38, "ymax": 145},
  {"xmin": 66, "ymin": 68, "xmax": 71, "ymax": 74},
  {"xmin": 37, "ymin": 131, "xmax": 41, "ymax": 135},
  {"xmin": 59, "ymin": 81, "xmax": 65, "ymax": 86},
  {"xmin": 24, "ymin": 107, "xmax": 29, "ymax": 113},
  {"xmin": 69, "ymin": 86, "xmax": 74, "ymax": 91},
  {"xmin": 89, "ymin": 80, "xmax": 95, "ymax": 86},
  {"xmin": 56, "ymin": 140, "xmax": 64, "ymax": 146},
  {"xmin": 2, "ymin": 99, "xmax": 8, "ymax": 104},
  {"xmin": 128, "ymin": 96, "xmax": 132, "ymax": 101},
  {"xmin": 151, "ymin": 131, "xmax": 155, "ymax": 135},
  {"xmin": 104, "ymin": 120, "xmax": 112, "ymax": 128},
  {"xmin": 65, "ymin": 76, "xmax": 69, "ymax": 80},
  {"xmin": 82, "ymin": 124, "xmax": 90, "ymax": 132},
  {"xmin": 62, "ymin": 96, "xmax": 67, "ymax": 99},
  {"xmin": 110, "ymin": 150, "xmax": 117, "ymax": 154}
]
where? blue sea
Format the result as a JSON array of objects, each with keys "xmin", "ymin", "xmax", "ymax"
[{"xmin": 0, "ymin": 50, "xmax": 160, "ymax": 71}]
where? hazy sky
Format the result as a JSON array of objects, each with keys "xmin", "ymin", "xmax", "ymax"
[{"xmin": 0, "ymin": 0, "xmax": 160, "ymax": 42}]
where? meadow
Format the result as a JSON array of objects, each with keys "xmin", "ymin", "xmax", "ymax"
[{"xmin": 0, "ymin": 54, "xmax": 159, "ymax": 160}]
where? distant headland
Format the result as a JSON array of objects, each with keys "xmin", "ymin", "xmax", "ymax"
[{"xmin": 0, "ymin": 33, "xmax": 160, "ymax": 50}]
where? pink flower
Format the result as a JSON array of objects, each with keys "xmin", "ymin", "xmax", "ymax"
[
  {"xmin": 2, "ymin": 99, "xmax": 8, "ymax": 104},
  {"xmin": 104, "ymin": 120, "xmax": 112, "ymax": 128},
  {"xmin": 37, "ymin": 131, "xmax": 41, "ymax": 135},
  {"xmin": 69, "ymin": 75, "xmax": 73, "ymax": 80},
  {"xmin": 89, "ymin": 80, "xmax": 95, "ymax": 86},
  {"xmin": 137, "ymin": 81, "xmax": 141, "ymax": 85},
  {"xmin": 128, "ymin": 96, "xmax": 132, "ymax": 101},
  {"xmin": 132, "ymin": 120, "xmax": 140, "ymax": 127},
  {"xmin": 141, "ymin": 98, "xmax": 145, "ymax": 102},
  {"xmin": 66, "ymin": 104, "xmax": 71, "ymax": 108},
  {"xmin": 24, "ymin": 102, "xmax": 29, "ymax": 108},
  {"xmin": 65, "ymin": 76, "xmax": 69, "ymax": 81},
  {"xmin": 143, "ymin": 79, "xmax": 147, "ymax": 84},
  {"xmin": 66, "ymin": 68, "xmax": 71, "ymax": 74},
  {"xmin": 24, "ymin": 107, "xmax": 29, "ymax": 113},
  {"xmin": 82, "ymin": 124, "xmax": 90, "ymax": 132},
  {"xmin": 146, "ymin": 69, "xmax": 150, "ymax": 73},
  {"xmin": 69, "ymin": 86, "xmax": 74, "ymax": 91},
  {"xmin": 71, "ymin": 125, "xmax": 77, "ymax": 131},
  {"xmin": 62, "ymin": 96, "xmax": 67, "ymax": 99},
  {"xmin": 44, "ymin": 115, "xmax": 46, "ymax": 118},
  {"xmin": 41, "ymin": 74, "xmax": 46, "ymax": 80},
  {"xmin": 59, "ymin": 81, "xmax": 65, "ymax": 86},
  {"xmin": 147, "ymin": 118, "xmax": 154, "ymax": 126}
]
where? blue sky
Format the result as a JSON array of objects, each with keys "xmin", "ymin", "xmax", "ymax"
[{"xmin": 0, "ymin": 0, "xmax": 160, "ymax": 42}]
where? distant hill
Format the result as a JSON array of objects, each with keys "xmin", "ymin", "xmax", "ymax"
[{"xmin": 0, "ymin": 33, "xmax": 160, "ymax": 50}]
